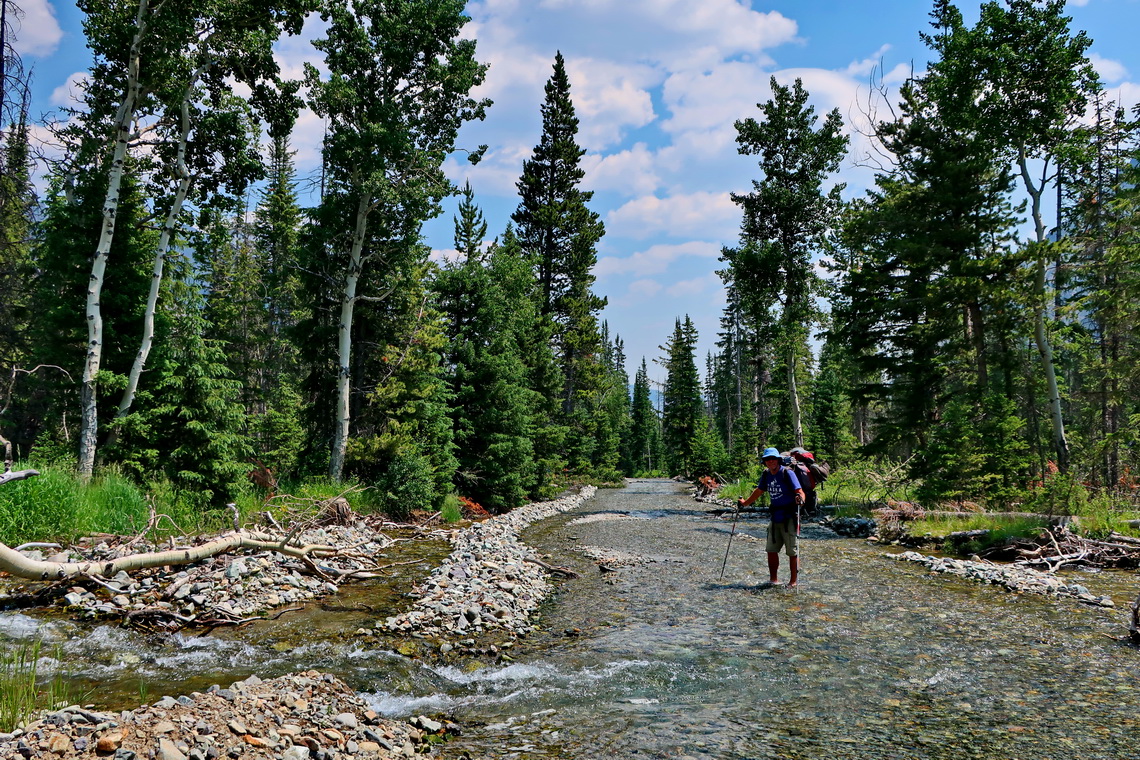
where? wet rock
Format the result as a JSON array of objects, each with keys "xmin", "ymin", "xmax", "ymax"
[
  {"xmin": 0, "ymin": 672, "xmax": 434, "ymax": 760},
  {"xmin": 385, "ymin": 487, "xmax": 596, "ymax": 640},
  {"xmin": 887, "ymin": 551, "xmax": 1117, "ymax": 608}
]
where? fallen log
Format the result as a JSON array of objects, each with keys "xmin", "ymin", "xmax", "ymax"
[{"xmin": 0, "ymin": 531, "xmax": 339, "ymax": 581}]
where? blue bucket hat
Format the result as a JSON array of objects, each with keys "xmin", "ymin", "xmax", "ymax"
[{"xmin": 761, "ymin": 447, "xmax": 781, "ymax": 460}]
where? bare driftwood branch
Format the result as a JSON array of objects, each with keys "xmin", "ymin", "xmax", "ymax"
[
  {"xmin": 0, "ymin": 531, "xmax": 339, "ymax": 581},
  {"xmin": 524, "ymin": 557, "xmax": 579, "ymax": 578}
]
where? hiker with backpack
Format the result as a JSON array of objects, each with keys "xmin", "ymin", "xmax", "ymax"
[
  {"xmin": 737, "ymin": 447, "xmax": 804, "ymax": 588},
  {"xmin": 789, "ymin": 447, "xmax": 830, "ymax": 518}
]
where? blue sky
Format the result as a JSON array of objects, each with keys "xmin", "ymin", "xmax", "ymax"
[{"xmin": 13, "ymin": 0, "xmax": 1140, "ymax": 385}]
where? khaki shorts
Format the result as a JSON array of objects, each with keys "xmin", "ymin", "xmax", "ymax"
[{"xmin": 765, "ymin": 519, "xmax": 799, "ymax": 557}]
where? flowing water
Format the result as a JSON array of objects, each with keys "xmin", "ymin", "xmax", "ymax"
[{"xmin": 3, "ymin": 479, "xmax": 1139, "ymax": 759}]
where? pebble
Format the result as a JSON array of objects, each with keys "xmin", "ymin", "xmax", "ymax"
[
  {"xmin": 385, "ymin": 487, "xmax": 597, "ymax": 640},
  {"xmin": 44, "ymin": 524, "xmax": 408, "ymax": 630},
  {"xmin": 887, "ymin": 551, "xmax": 1116, "ymax": 607},
  {"xmin": 0, "ymin": 672, "xmax": 435, "ymax": 760}
]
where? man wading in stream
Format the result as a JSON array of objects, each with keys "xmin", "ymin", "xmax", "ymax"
[{"xmin": 737, "ymin": 447, "xmax": 805, "ymax": 588}]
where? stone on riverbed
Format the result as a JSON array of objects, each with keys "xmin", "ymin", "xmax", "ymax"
[
  {"xmin": 0, "ymin": 672, "xmax": 433, "ymax": 760},
  {"xmin": 385, "ymin": 487, "xmax": 597, "ymax": 640},
  {"xmin": 887, "ymin": 551, "xmax": 1116, "ymax": 607}
]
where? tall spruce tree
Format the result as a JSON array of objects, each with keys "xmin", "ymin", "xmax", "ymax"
[
  {"xmin": 433, "ymin": 185, "xmax": 536, "ymax": 511},
  {"xmin": 628, "ymin": 359, "xmax": 662, "ymax": 475},
  {"xmin": 659, "ymin": 317, "xmax": 703, "ymax": 476},
  {"xmin": 511, "ymin": 51, "xmax": 611, "ymax": 474},
  {"xmin": 723, "ymin": 76, "xmax": 847, "ymax": 449}
]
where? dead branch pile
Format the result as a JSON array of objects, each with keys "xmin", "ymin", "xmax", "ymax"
[
  {"xmin": 0, "ymin": 472, "xmax": 442, "ymax": 631},
  {"xmin": 1009, "ymin": 526, "xmax": 1140, "ymax": 570}
]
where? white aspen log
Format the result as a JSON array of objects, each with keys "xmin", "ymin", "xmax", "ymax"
[
  {"xmin": 0, "ymin": 531, "xmax": 337, "ymax": 582},
  {"xmin": 328, "ymin": 192, "xmax": 372, "ymax": 481},
  {"xmin": 78, "ymin": 0, "xmax": 153, "ymax": 479}
]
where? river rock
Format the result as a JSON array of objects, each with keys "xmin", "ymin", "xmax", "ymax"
[
  {"xmin": 0, "ymin": 672, "xmax": 436, "ymax": 760},
  {"xmin": 887, "ymin": 551, "xmax": 1117, "ymax": 607},
  {"xmin": 385, "ymin": 487, "xmax": 597, "ymax": 640}
]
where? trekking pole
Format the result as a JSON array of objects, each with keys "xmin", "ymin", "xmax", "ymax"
[{"xmin": 718, "ymin": 499, "xmax": 741, "ymax": 580}]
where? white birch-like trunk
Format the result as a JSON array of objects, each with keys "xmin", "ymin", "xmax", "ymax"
[
  {"xmin": 1019, "ymin": 154, "xmax": 1070, "ymax": 470},
  {"xmin": 77, "ymin": 0, "xmax": 151, "ymax": 479},
  {"xmin": 106, "ymin": 88, "xmax": 196, "ymax": 452},
  {"xmin": 787, "ymin": 341, "xmax": 803, "ymax": 448},
  {"xmin": 328, "ymin": 193, "xmax": 372, "ymax": 482}
]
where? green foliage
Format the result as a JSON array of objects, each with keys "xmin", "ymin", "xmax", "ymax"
[
  {"xmin": 660, "ymin": 317, "xmax": 703, "ymax": 476},
  {"xmin": 0, "ymin": 640, "xmax": 81, "ymax": 733},
  {"xmin": 440, "ymin": 494, "xmax": 463, "ymax": 523},
  {"xmin": 627, "ymin": 359, "xmax": 663, "ymax": 476},
  {"xmin": 1021, "ymin": 468, "xmax": 1090, "ymax": 516},
  {"xmin": 434, "ymin": 193, "xmax": 537, "ymax": 512},
  {"xmin": 688, "ymin": 416, "xmax": 728, "ymax": 479},
  {"xmin": 723, "ymin": 76, "xmax": 847, "ymax": 445},
  {"xmin": 727, "ymin": 396, "xmax": 759, "ymax": 479},
  {"xmin": 511, "ymin": 52, "xmax": 613, "ymax": 480},
  {"xmin": 0, "ymin": 465, "xmax": 149, "ymax": 545},
  {"xmin": 110, "ymin": 275, "xmax": 251, "ymax": 504},
  {"xmin": 349, "ymin": 440, "xmax": 436, "ymax": 520}
]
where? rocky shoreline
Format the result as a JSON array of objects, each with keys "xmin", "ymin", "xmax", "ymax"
[
  {"xmin": 1, "ymin": 488, "xmax": 602, "ymax": 758},
  {"xmin": 886, "ymin": 550, "xmax": 1117, "ymax": 607},
  {"xmin": 0, "ymin": 671, "xmax": 440, "ymax": 760},
  {"xmin": 5, "ymin": 522, "xmax": 437, "ymax": 631},
  {"xmin": 383, "ymin": 486, "xmax": 596, "ymax": 640}
]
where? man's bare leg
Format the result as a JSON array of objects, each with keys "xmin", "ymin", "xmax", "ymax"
[{"xmin": 767, "ymin": 552, "xmax": 780, "ymax": 584}]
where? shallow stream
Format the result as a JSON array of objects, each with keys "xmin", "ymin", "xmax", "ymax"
[{"xmin": 3, "ymin": 479, "xmax": 1139, "ymax": 759}]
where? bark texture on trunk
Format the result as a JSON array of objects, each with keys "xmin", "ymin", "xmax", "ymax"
[
  {"xmin": 77, "ymin": 0, "xmax": 152, "ymax": 479},
  {"xmin": 328, "ymin": 193, "xmax": 371, "ymax": 482}
]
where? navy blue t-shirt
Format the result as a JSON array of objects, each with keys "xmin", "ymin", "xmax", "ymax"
[{"xmin": 759, "ymin": 466, "xmax": 801, "ymax": 523}]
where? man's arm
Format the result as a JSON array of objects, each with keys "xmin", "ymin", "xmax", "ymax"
[{"xmin": 738, "ymin": 485, "xmax": 765, "ymax": 507}]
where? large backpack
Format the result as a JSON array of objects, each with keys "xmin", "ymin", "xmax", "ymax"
[
  {"xmin": 809, "ymin": 460, "xmax": 830, "ymax": 485},
  {"xmin": 790, "ymin": 461, "xmax": 814, "ymax": 490}
]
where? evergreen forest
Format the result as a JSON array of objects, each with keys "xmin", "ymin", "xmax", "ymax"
[{"xmin": 2, "ymin": 0, "xmax": 1139, "ymax": 527}]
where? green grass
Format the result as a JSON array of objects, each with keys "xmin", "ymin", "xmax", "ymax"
[
  {"xmin": 717, "ymin": 479, "xmax": 755, "ymax": 501},
  {"xmin": 0, "ymin": 464, "xmax": 150, "ymax": 546},
  {"xmin": 440, "ymin": 494, "xmax": 463, "ymax": 523},
  {"xmin": 908, "ymin": 513, "xmax": 1050, "ymax": 539},
  {"xmin": 0, "ymin": 640, "xmax": 81, "ymax": 732}
]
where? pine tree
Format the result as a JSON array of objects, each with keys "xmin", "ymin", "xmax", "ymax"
[
  {"xmin": 660, "ymin": 317, "xmax": 703, "ymax": 476},
  {"xmin": 729, "ymin": 395, "xmax": 759, "ymax": 479},
  {"xmin": 723, "ymin": 76, "xmax": 847, "ymax": 448},
  {"xmin": 511, "ymin": 52, "xmax": 610, "ymax": 474},
  {"xmin": 433, "ymin": 187, "xmax": 536, "ymax": 511},
  {"xmin": 113, "ymin": 267, "xmax": 250, "ymax": 504},
  {"xmin": 628, "ymin": 359, "xmax": 662, "ymax": 475}
]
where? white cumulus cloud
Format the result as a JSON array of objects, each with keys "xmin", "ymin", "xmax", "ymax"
[
  {"xmin": 1090, "ymin": 53, "xmax": 1128, "ymax": 84},
  {"xmin": 50, "ymin": 71, "xmax": 88, "ymax": 107},
  {"xmin": 10, "ymin": 0, "xmax": 62, "ymax": 56},
  {"xmin": 582, "ymin": 143, "xmax": 661, "ymax": 196},
  {"xmin": 595, "ymin": 240, "xmax": 721, "ymax": 278},
  {"xmin": 607, "ymin": 191, "xmax": 739, "ymax": 240}
]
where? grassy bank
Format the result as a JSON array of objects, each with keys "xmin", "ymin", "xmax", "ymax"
[
  {"xmin": 0, "ymin": 463, "xmax": 391, "ymax": 547},
  {"xmin": 0, "ymin": 641, "xmax": 80, "ymax": 732}
]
